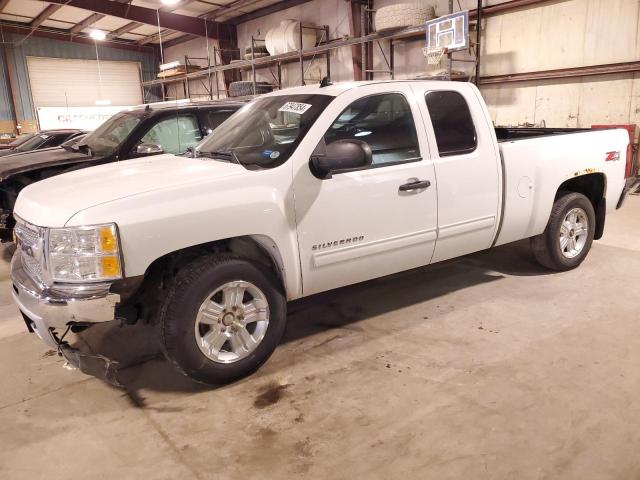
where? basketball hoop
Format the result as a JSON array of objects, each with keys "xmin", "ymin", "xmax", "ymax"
[
  {"xmin": 423, "ymin": 10, "xmax": 469, "ymax": 67},
  {"xmin": 423, "ymin": 46, "xmax": 447, "ymax": 65}
]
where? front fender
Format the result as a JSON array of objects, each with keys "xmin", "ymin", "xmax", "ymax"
[{"xmin": 65, "ymin": 171, "xmax": 303, "ymax": 300}]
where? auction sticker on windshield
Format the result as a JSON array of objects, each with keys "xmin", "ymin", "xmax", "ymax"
[{"xmin": 279, "ymin": 102, "xmax": 312, "ymax": 115}]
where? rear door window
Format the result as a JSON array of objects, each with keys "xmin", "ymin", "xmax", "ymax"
[
  {"xmin": 140, "ymin": 115, "xmax": 203, "ymax": 155},
  {"xmin": 425, "ymin": 91, "xmax": 477, "ymax": 156}
]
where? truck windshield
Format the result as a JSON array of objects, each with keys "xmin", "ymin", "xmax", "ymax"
[
  {"xmin": 197, "ymin": 94, "xmax": 334, "ymax": 169},
  {"xmin": 79, "ymin": 110, "xmax": 144, "ymax": 156}
]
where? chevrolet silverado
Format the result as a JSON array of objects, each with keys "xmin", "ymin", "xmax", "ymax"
[{"xmin": 10, "ymin": 80, "xmax": 633, "ymax": 384}]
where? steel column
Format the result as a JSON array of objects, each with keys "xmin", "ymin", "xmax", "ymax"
[{"xmin": 475, "ymin": 0, "xmax": 483, "ymax": 85}]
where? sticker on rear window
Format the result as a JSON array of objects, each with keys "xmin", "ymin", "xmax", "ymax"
[{"xmin": 278, "ymin": 102, "xmax": 312, "ymax": 115}]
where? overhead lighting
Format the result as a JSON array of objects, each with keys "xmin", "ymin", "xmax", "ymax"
[
  {"xmin": 95, "ymin": 99, "xmax": 112, "ymax": 106},
  {"xmin": 90, "ymin": 29, "xmax": 106, "ymax": 41},
  {"xmin": 160, "ymin": 0, "xmax": 180, "ymax": 5}
]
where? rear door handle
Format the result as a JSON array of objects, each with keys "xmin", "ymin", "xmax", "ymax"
[{"xmin": 399, "ymin": 179, "xmax": 431, "ymax": 192}]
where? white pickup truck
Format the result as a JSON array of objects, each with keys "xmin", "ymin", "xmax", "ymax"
[{"xmin": 11, "ymin": 80, "xmax": 633, "ymax": 384}]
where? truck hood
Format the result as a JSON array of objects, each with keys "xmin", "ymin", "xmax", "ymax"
[
  {"xmin": 15, "ymin": 154, "xmax": 247, "ymax": 227},
  {"xmin": 0, "ymin": 146, "xmax": 97, "ymax": 179}
]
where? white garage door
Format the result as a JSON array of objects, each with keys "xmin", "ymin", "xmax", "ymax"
[{"xmin": 27, "ymin": 56, "xmax": 142, "ymax": 107}]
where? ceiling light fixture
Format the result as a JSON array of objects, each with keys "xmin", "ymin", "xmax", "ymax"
[
  {"xmin": 89, "ymin": 29, "xmax": 106, "ymax": 41},
  {"xmin": 160, "ymin": 0, "xmax": 180, "ymax": 5}
]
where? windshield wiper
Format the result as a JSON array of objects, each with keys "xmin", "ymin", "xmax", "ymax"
[{"xmin": 197, "ymin": 150, "xmax": 240, "ymax": 164}]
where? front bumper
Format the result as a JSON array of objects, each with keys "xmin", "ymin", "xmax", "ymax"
[{"xmin": 11, "ymin": 254, "xmax": 120, "ymax": 349}]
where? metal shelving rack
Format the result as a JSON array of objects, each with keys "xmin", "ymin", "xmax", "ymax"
[{"xmin": 142, "ymin": 6, "xmax": 483, "ymax": 101}]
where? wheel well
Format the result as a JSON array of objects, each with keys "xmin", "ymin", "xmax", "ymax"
[
  {"xmin": 114, "ymin": 236, "xmax": 286, "ymax": 325},
  {"xmin": 556, "ymin": 173, "xmax": 606, "ymax": 240}
]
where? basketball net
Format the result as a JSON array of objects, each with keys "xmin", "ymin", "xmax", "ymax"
[{"xmin": 423, "ymin": 46, "xmax": 448, "ymax": 65}]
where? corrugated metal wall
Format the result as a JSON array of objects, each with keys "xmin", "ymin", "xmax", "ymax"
[
  {"xmin": 0, "ymin": 33, "xmax": 157, "ymax": 122},
  {"xmin": 0, "ymin": 47, "xmax": 14, "ymax": 122}
]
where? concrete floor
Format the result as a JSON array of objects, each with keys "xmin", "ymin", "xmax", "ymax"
[{"xmin": 2, "ymin": 197, "xmax": 640, "ymax": 480}]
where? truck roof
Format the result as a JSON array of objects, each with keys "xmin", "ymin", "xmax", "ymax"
[
  {"xmin": 129, "ymin": 99, "xmax": 245, "ymax": 113},
  {"xmin": 262, "ymin": 80, "xmax": 467, "ymax": 98}
]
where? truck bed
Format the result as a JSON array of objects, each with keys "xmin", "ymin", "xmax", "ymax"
[
  {"xmin": 495, "ymin": 127, "xmax": 590, "ymax": 142},
  {"xmin": 494, "ymin": 128, "xmax": 629, "ymax": 247}
]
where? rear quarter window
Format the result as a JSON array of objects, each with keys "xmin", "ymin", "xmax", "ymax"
[{"xmin": 425, "ymin": 91, "xmax": 477, "ymax": 156}]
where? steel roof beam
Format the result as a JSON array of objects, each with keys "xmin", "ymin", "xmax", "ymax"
[
  {"xmin": 30, "ymin": 4, "xmax": 63, "ymax": 29},
  {"xmin": 108, "ymin": 21, "xmax": 143, "ymax": 39},
  {"xmin": 46, "ymin": 0, "xmax": 234, "ymax": 39},
  {"xmin": 70, "ymin": 12, "xmax": 105, "ymax": 34}
]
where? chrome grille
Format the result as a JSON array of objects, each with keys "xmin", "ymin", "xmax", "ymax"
[
  {"xmin": 15, "ymin": 218, "xmax": 45, "ymax": 283},
  {"xmin": 15, "ymin": 221, "xmax": 38, "ymax": 246},
  {"xmin": 23, "ymin": 254, "xmax": 43, "ymax": 278}
]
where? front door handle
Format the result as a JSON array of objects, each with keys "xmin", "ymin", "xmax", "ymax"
[{"xmin": 399, "ymin": 179, "xmax": 431, "ymax": 192}]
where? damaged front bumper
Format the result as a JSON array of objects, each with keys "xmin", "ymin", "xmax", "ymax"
[{"xmin": 11, "ymin": 254, "xmax": 120, "ymax": 349}]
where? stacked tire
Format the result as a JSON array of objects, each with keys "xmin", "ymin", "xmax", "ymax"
[
  {"xmin": 244, "ymin": 45, "xmax": 270, "ymax": 60},
  {"xmin": 228, "ymin": 81, "xmax": 273, "ymax": 98},
  {"xmin": 375, "ymin": 3, "xmax": 436, "ymax": 32}
]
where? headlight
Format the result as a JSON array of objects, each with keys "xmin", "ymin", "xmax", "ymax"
[{"xmin": 47, "ymin": 223, "xmax": 123, "ymax": 282}]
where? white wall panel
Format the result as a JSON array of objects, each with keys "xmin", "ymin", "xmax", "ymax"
[
  {"xmin": 578, "ymin": 73, "xmax": 635, "ymax": 126},
  {"xmin": 584, "ymin": 0, "xmax": 639, "ymax": 65},
  {"xmin": 478, "ymin": 0, "xmax": 640, "ymax": 130},
  {"xmin": 530, "ymin": 80, "xmax": 582, "ymax": 128}
]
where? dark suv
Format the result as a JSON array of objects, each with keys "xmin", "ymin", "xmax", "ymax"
[
  {"xmin": 0, "ymin": 129, "xmax": 87, "ymax": 157},
  {"xmin": 0, "ymin": 100, "xmax": 243, "ymax": 241}
]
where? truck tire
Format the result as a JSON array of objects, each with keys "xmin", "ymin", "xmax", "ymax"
[
  {"xmin": 159, "ymin": 254, "xmax": 287, "ymax": 385},
  {"xmin": 228, "ymin": 81, "xmax": 273, "ymax": 97},
  {"xmin": 531, "ymin": 192, "xmax": 596, "ymax": 271},
  {"xmin": 375, "ymin": 3, "xmax": 436, "ymax": 32}
]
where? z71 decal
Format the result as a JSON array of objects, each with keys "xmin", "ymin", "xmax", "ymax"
[{"xmin": 605, "ymin": 151, "xmax": 620, "ymax": 161}]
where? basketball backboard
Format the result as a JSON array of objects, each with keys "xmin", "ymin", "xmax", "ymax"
[{"xmin": 425, "ymin": 10, "xmax": 469, "ymax": 53}]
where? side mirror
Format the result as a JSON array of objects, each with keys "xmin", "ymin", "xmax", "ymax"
[
  {"xmin": 310, "ymin": 139, "xmax": 373, "ymax": 179},
  {"xmin": 136, "ymin": 143, "xmax": 164, "ymax": 157}
]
